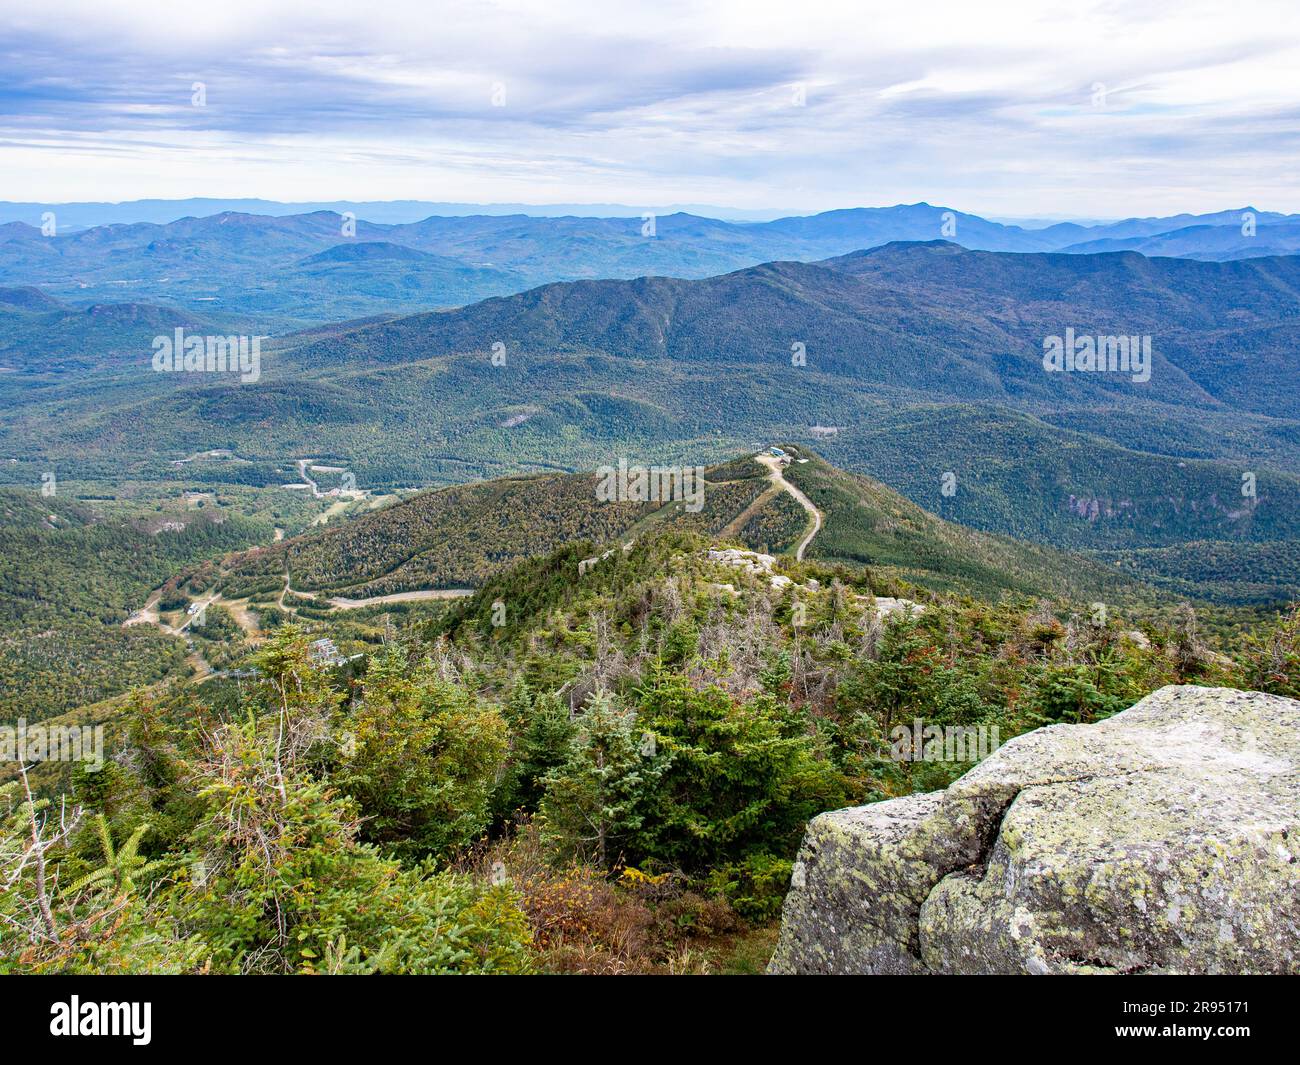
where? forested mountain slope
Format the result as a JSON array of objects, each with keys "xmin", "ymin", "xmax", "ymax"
[
  {"xmin": 5, "ymin": 243, "xmax": 1300, "ymax": 608},
  {"xmin": 9, "ymin": 490, "xmax": 1299, "ymax": 974},
  {"xmin": 212, "ymin": 447, "xmax": 1146, "ymax": 605},
  {"xmin": 0, "ymin": 488, "xmax": 270, "ymax": 722}
]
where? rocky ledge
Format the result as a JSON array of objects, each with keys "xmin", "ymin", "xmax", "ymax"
[{"xmin": 769, "ymin": 685, "xmax": 1300, "ymax": 974}]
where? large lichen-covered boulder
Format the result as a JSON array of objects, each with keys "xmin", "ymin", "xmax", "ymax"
[{"xmin": 769, "ymin": 686, "xmax": 1300, "ymax": 974}]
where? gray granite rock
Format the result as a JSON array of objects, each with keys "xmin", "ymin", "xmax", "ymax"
[{"xmin": 769, "ymin": 685, "xmax": 1300, "ymax": 974}]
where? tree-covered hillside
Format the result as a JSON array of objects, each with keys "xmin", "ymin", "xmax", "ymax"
[
  {"xmin": 0, "ymin": 489, "xmax": 271, "ymax": 721},
  {"xmin": 5, "ymin": 242, "xmax": 1299, "ymax": 607},
  {"xmin": 7, "ymin": 518, "xmax": 1298, "ymax": 974},
  {"xmin": 213, "ymin": 448, "xmax": 1150, "ymax": 605}
]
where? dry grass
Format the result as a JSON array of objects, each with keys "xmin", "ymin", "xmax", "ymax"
[{"xmin": 458, "ymin": 821, "xmax": 750, "ymax": 974}]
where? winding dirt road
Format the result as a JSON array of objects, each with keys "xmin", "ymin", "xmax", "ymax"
[
  {"xmin": 755, "ymin": 452, "xmax": 822, "ymax": 561},
  {"xmin": 283, "ymin": 575, "xmax": 473, "ymax": 609},
  {"xmin": 326, "ymin": 588, "xmax": 474, "ymax": 607}
]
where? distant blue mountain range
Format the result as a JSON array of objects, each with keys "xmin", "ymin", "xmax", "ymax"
[{"xmin": 2, "ymin": 202, "xmax": 1297, "ymax": 330}]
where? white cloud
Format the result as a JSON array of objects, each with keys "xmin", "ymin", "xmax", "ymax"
[{"xmin": 0, "ymin": 0, "xmax": 1297, "ymax": 214}]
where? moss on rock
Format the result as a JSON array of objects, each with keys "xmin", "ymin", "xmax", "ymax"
[{"xmin": 769, "ymin": 685, "xmax": 1300, "ymax": 974}]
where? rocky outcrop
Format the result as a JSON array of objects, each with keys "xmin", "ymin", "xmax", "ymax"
[
  {"xmin": 706, "ymin": 549, "xmax": 924, "ymax": 617},
  {"xmin": 707, "ymin": 547, "xmax": 778, "ymax": 576},
  {"xmin": 769, "ymin": 685, "xmax": 1300, "ymax": 974},
  {"xmin": 869, "ymin": 596, "xmax": 924, "ymax": 619},
  {"xmin": 578, "ymin": 541, "xmax": 634, "ymax": 576}
]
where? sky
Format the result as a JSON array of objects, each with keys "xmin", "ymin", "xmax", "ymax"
[{"xmin": 1, "ymin": 0, "xmax": 1298, "ymax": 218}]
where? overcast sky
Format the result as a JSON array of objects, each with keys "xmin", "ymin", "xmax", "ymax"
[{"xmin": 2, "ymin": 0, "xmax": 1298, "ymax": 217}]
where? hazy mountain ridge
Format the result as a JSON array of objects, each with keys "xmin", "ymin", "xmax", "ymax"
[
  {"xmin": 2, "ymin": 203, "xmax": 1296, "ymax": 329},
  {"xmin": 1060, "ymin": 221, "xmax": 1300, "ymax": 260}
]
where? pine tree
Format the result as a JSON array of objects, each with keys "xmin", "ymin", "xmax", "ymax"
[
  {"xmin": 70, "ymin": 815, "xmax": 165, "ymax": 897},
  {"xmin": 539, "ymin": 691, "xmax": 663, "ymax": 869}
]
